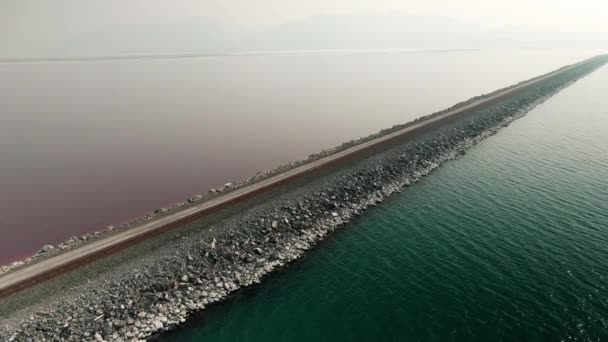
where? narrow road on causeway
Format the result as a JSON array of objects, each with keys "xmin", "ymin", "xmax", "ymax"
[{"xmin": 1, "ymin": 55, "xmax": 604, "ymax": 299}]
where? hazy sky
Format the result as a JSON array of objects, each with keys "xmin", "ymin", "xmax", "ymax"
[
  {"xmin": 5, "ymin": 0, "xmax": 608, "ymax": 30},
  {"xmin": 3, "ymin": 0, "xmax": 608, "ymax": 56}
]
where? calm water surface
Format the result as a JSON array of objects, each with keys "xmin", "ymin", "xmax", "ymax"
[
  {"xmin": 0, "ymin": 49, "xmax": 600, "ymax": 262},
  {"xmin": 163, "ymin": 62, "xmax": 608, "ymax": 340}
]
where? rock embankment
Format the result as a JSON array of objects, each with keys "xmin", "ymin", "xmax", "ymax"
[{"xmin": 0, "ymin": 60, "xmax": 605, "ymax": 342}]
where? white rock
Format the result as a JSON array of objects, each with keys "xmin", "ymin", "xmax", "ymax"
[
  {"xmin": 153, "ymin": 320, "xmax": 164, "ymax": 329},
  {"xmin": 39, "ymin": 244, "xmax": 55, "ymax": 253}
]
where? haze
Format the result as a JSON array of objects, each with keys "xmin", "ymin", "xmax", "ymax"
[{"xmin": 3, "ymin": 0, "xmax": 608, "ymax": 57}]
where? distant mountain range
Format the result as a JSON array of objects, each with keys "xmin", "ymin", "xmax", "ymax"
[{"xmin": 3, "ymin": 14, "xmax": 607, "ymax": 58}]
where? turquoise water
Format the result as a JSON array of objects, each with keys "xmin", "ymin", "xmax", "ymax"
[{"xmin": 164, "ymin": 66, "xmax": 608, "ymax": 341}]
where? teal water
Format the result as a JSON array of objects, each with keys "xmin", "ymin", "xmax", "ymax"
[{"xmin": 165, "ymin": 66, "xmax": 608, "ymax": 341}]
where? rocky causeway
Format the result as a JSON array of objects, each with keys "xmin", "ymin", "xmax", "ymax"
[{"xmin": 0, "ymin": 56, "xmax": 606, "ymax": 342}]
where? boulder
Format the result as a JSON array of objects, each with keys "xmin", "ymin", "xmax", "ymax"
[
  {"xmin": 39, "ymin": 244, "xmax": 55, "ymax": 254},
  {"xmin": 153, "ymin": 320, "xmax": 164, "ymax": 330}
]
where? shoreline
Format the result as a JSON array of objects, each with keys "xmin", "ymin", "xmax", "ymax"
[
  {"xmin": 1, "ymin": 56, "xmax": 607, "ymax": 341},
  {"xmin": 0, "ymin": 48, "xmax": 480, "ymax": 64}
]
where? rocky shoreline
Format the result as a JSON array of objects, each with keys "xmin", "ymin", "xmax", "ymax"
[{"xmin": 1, "ymin": 60, "xmax": 605, "ymax": 342}]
